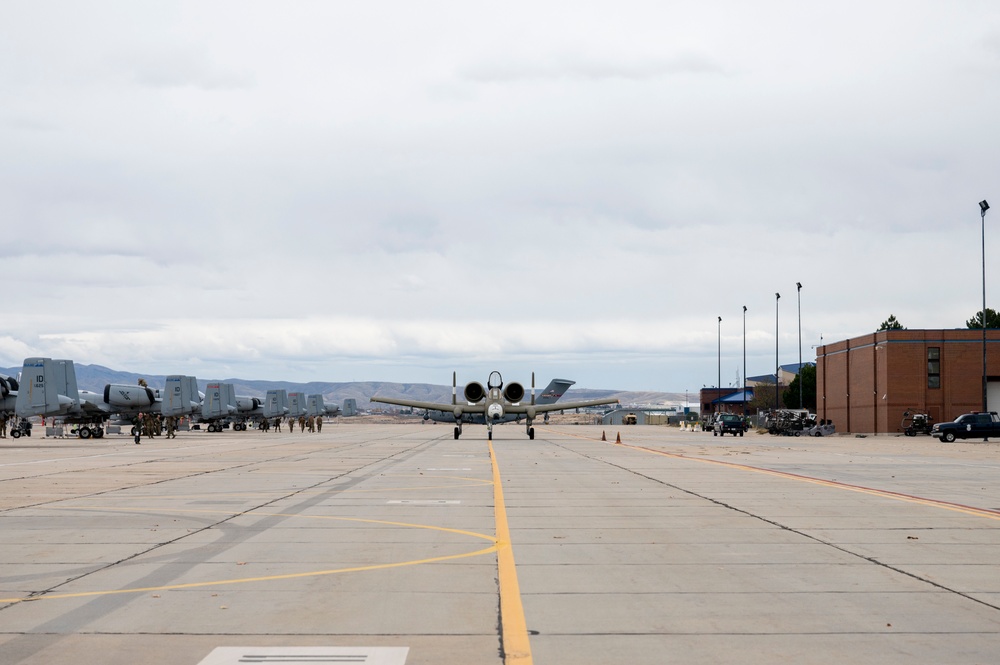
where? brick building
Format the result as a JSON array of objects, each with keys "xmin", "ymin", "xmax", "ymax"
[{"xmin": 816, "ymin": 329, "xmax": 1000, "ymax": 433}]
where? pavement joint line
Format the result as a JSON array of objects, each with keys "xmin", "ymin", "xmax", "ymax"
[
  {"xmin": 0, "ymin": 436, "xmax": 454, "ymax": 605},
  {"xmin": 558, "ymin": 438, "xmax": 1000, "ymax": 616},
  {"xmin": 489, "ymin": 441, "xmax": 533, "ymax": 665},
  {"xmin": 615, "ymin": 442, "xmax": 1000, "ymax": 522},
  {"xmin": 0, "ymin": 508, "xmax": 499, "ymax": 605}
]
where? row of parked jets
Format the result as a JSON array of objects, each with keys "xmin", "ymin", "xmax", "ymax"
[{"xmin": 0, "ymin": 357, "xmax": 353, "ymax": 439}]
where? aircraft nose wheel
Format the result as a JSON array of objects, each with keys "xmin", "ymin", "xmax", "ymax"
[
  {"xmin": 528, "ymin": 427, "xmax": 535, "ymax": 440},
  {"xmin": 454, "ymin": 427, "xmax": 460, "ymax": 440}
]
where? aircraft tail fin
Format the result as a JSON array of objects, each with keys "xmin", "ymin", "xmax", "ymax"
[
  {"xmin": 306, "ymin": 394, "xmax": 325, "ymax": 417},
  {"xmin": 263, "ymin": 389, "xmax": 289, "ymax": 419},
  {"xmin": 288, "ymin": 392, "xmax": 307, "ymax": 417},
  {"xmin": 202, "ymin": 382, "xmax": 236, "ymax": 419},
  {"xmin": 162, "ymin": 375, "xmax": 198, "ymax": 417},
  {"xmin": 15, "ymin": 357, "xmax": 78, "ymax": 417},
  {"xmin": 535, "ymin": 379, "xmax": 576, "ymax": 405}
]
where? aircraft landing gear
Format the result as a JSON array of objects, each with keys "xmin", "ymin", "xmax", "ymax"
[
  {"xmin": 454, "ymin": 426, "xmax": 461, "ymax": 440},
  {"xmin": 528, "ymin": 427, "xmax": 535, "ymax": 440},
  {"xmin": 79, "ymin": 427, "xmax": 91, "ymax": 440}
]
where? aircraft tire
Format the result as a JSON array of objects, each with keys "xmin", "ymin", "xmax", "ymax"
[
  {"xmin": 454, "ymin": 427, "xmax": 460, "ymax": 439},
  {"xmin": 488, "ymin": 431, "xmax": 492, "ymax": 441},
  {"xmin": 79, "ymin": 427, "xmax": 91, "ymax": 439},
  {"xmin": 11, "ymin": 429, "xmax": 20, "ymax": 439},
  {"xmin": 95, "ymin": 428, "xmax": 104, "ymax": 438},
  {"xmin": 528, "ymin": 428, "xmax": 535, "ymax": 440}
]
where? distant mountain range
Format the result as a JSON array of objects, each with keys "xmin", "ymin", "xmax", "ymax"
[{"xmin": 0, "ymin": 363, "xmax": 687, "ymax": 410}]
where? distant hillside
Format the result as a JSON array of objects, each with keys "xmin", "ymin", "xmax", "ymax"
[{"xmin": 0, "ymin": 363, "xmax": 686, "ymax": 410}]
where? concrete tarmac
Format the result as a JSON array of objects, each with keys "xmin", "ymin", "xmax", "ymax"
[{"xmin": 1, "ymin": 423, "xmax": 999, "ymax": 664}]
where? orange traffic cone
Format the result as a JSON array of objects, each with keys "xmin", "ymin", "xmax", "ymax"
[
  {"xmin": 601, "ymin": 431, "xmax": 607, "ymax": 441},
  {"xmin": 615, "ymin": 432, "xmax": 621, "ymax": 444}
]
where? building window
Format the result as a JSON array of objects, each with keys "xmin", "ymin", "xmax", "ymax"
[{"xmin": 928, "ymin": 347, "xmax": 940, "ymax": 389}]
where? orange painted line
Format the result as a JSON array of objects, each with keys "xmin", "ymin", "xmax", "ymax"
[
  {"xmin": 617, "ymin": 442, "xmax": 1000, "ymax": 521},
  {"xmin": 490, "ymin": 441, "xmax": 533, "ymax": 665}
]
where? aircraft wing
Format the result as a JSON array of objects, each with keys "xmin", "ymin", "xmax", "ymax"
[
  {"xmin": 370, "ymin": 396, "xmax": 487, "ymax": 413},
  {"xmin": 505, "ymin": 397, "xmax": 619, "ymax": 414}
]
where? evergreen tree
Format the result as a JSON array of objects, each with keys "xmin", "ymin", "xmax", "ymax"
[
  {"xmin": 966, "ymin": 308, "xmax": 1000, "ymax": 329},
  {"xmin": 877, "ymin": 315, "xmax": 905, "ymax": 331},
  {"xmin": 782, "ymin": 365, "xmax": 817, "ymax": 410}
]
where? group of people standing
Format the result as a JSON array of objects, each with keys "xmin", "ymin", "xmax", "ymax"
[{"xmin": 259, "ymin": 415, "xmax": 323, "ymax": 433}]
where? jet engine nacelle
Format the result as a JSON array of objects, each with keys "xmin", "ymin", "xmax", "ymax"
[
  {"xmin": 103, "ymin": 384, "xmax": 155, "ymax": 408},
  {"xmin": 0, "ymin": 375, "xmax": 16, "ymax": 397},
  {"xmin": 236, "ymin": 395, "xmax": 262, "ymax": 413},
  {"xmin": 503, "ymin": 382, "xmax": 525, "ymax": 403},
  {"xmin": 464, "ymin": 382, "xmax": 486, "ymax": 403}
]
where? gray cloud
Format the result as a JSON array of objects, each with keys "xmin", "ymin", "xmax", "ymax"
[{"xmin": 461, "ymin": 52, "xmax": 727, "ymax": 84}]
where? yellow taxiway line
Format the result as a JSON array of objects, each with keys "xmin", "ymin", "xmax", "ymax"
[
  {"xmin": 0, "ymin": 509, "xmax": 498, "ymax": 605},
  {"xmin": 490, "ymin": 440, "xmax": 533, "ymax": 665}
]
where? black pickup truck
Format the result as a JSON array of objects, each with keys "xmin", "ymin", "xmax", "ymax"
[{"xmin": 931, "ymin": 411, "xmax": 1000, "ymax": 442}]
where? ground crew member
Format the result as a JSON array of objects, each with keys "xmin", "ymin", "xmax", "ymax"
[
  {"xmin": 298, "ymin": 415, "xmax": 306, "ymax": 432},
  {"xmin": 0, "ymin": 413, "xmax": 7, "ymax": 438},
  {"xmin": 316, "ymin": 416, "xmax": 322, "ymax": 433},
  {"xmin": 165, "ymin": 416, "xmax": 176, "ymax": 439}
]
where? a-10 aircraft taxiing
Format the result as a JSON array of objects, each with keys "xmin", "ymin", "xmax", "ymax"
[{"xmin": 371, "ymin": 371, "xmax": 619, "ymax": 440}]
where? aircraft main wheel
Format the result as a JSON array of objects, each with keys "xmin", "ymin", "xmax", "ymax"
[
  {"xmin": 79, "ymin": 427, "xmax": 91, "ymax": 439},
  {"xmin": 11, "ymin": 430, "xmax": 20, "ymax": 439}
]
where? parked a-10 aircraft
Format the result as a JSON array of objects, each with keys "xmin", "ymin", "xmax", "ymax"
[
  {"xmin": 371, "ymin": 371, "xmax": 619, "ymax": 440},
  {"xmin": 5, "ymin": 358, "xmax": 347, "ymax": 439}
]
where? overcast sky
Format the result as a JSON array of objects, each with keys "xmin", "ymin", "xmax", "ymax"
[{"xmin": 3, "ymin": 1, "xmax": 1000, "ymax": 391}]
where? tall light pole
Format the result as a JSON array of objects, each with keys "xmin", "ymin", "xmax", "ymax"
[
  {"xmin": 717, "ymin": 316, "xmax": 722, "ymax": 416},
  {"xmin": 775, "ymin": 293, "xmax": 781, "ymax": 410},
  {"xmin": 797, "ymin": 282, "xmax": 803, "ymax": 409},
  {"xmin": 743, "ymin": 305, "xmax": 748, "ymax": 418},
  {"xmin": 981, "ymin": 200, "xmax": 990, "ymax": 412}
]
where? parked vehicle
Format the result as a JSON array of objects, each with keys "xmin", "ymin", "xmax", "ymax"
[
  {"xmin": 713, "ymin": 413, "xmax": 745, "ymax": 437},
  {"xmin": 931, "ymin": 412, "xmax": 1000, "ymax": 442},
  {"xmin": 765, "ymin": 409, "xmax": 815, "ymax": 436},
  {"xmin": 901, "ymin": 411, "xmax": 934, "ymax": 436}
]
